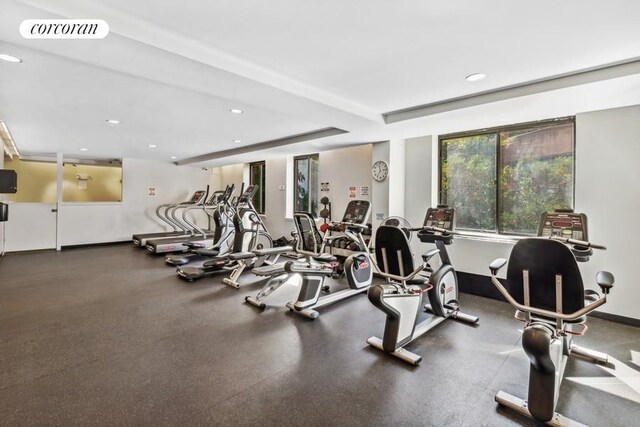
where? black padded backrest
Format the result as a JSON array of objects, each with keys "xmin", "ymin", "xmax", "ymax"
[
  {"xmin": 293, "ymin": 212, "xmax": 323, "ymax": 254},
  {"xmin": 375, "ymin": 226, "xmax": 414, "ymax": 277},
  {"xmin": 506, "ymin": 238, "xmax": 585, "ymax": 314}
]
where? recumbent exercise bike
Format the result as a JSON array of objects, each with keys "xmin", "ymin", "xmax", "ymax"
[
  {"xmin": 489, "ymin": 210, "xmax": 614, "ymax": 426},
  {"xmin": 367, "ymin": 206, "xmax": 479, "ymax": 365}
]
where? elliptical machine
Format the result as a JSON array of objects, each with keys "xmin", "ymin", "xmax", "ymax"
[
  {"xmin": 176, "ymin": 184, "xmax": 282, "ymax": 282},
  {"xmin": 165, "ymin": 184, "xmax": 236, "ymax": 266},
  {"xmin": 246, "ymin": 200, "xmax": 373, "ymax": 319},
  {"xmin": 366, "ymin": 206, "xmax": 479, "ymax": 365},
  {"xmin": 488, "ymin": 210, "xmax": 614, "ymax": 425}
]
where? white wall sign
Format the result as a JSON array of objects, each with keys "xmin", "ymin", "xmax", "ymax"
[
  {"xmin": 148, "ymin": 187, "xmax": 156, "ymax": 196},
  {"xmin": 321, "ymin": 182, "xmax": 330, "ymax": 192},
  {"xmin": 360, "ymin": 186, "xmax": 369, "ymax": 196}
]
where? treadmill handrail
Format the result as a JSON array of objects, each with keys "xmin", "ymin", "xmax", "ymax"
[
  {"xmin": 155, "ymin": 203, "xmax": 180, "ymax": 232},
  {"xmin": 170, "ymin": 203, "xmax": 194, "ymax": 234},
  {"xmin": 170, "ymin": 193, "xmax": 207, "ymax": 234},
  {"xmin": 181, "ymin": 203, "xmax": 207, "ymax": 238}
]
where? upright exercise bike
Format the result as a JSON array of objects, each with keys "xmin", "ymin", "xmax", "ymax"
[
  {"xmin": 488, "ymin": 210, "xmax": 614, "ymax": 426},
  {"xmin": 367, "ymin": 206, "xmax": 478, "ymax": 365}
]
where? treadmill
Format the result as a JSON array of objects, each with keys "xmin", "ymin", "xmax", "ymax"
[
  {"xmin": 145, "ymin": 187, "xmax": 229, "ymax": 255},
  {"xmin": 132, "ymin": 190, "xmax": 207, "ymax": 247}
]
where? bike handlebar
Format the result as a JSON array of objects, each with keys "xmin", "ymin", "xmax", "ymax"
[
  {"xmin": 550, "ymin": 236, "xmax": 607, "ymax": 250},
  {"xmin": 408, "ymin": 225, "xmax": 454, "ymax": 234}
]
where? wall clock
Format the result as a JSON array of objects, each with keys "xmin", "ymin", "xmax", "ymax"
[{"xmin": 372, "ymin": 160, "xmax": 389, "ymax": 182}]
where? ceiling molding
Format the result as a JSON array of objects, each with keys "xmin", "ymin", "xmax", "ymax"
[
  {"xmin": 176, "ymin": 127, "xmax": 349, "ymax": 165},
  {"xmin": 384, "ymin": 57, "xmax": 640, "ymax": 124}
]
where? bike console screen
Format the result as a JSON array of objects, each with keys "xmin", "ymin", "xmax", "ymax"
[
  {"xmin": 341, "ymin": 200, "xmax": 371, "ymax": 225},
  {"xmin": 538, "ymin": 211, "xmax": 588, "ymax": 241},
  {"xmin": 423, "ymin": 206, "xmax": 455, "ymax": 231}
]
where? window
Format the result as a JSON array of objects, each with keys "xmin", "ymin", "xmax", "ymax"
[
  {"xmin": 249, "ymin": 161, "xmax": 265, "ymax": 214},
  {"xmin": 294, "ymin": 154, "xmax": 319, "ymax": 217},
  {"xmin": 440, "ymin": 118, "xmax": 575, "ymax": 236}
]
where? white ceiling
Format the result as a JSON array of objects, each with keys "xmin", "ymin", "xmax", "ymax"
[{"xmin": 1, "ymin": 0, "xmax": 640, "ymax": 167}]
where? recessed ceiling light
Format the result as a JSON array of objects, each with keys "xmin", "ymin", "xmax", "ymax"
[
  {"xmin": 229, "ymin": 109, "xmax": 244, "ymax": 114},
  {"xmin": 106, "ymin": 119, "xmax": 120, "ymax": 124},
  {"xmin": 148, "ymin": 144, "xmax": 157, "ymax": 148},
  {"xmin": 233, "ymin": 139, "xmax": 241, "ymax": 143},
  {"xmin": 80, "ymin": 148, "xmax": 88, "ymax": 152},
  {"xmin": 170, "ymin": 156, "xmax": 177, "ymax": 159},
  {"xmin": 465, "ymin": 73, "xmax": 486, "ymax": 82},
  {"xmin": 0, "ymin": 54, "xmax": 22, "ymax": 63}
]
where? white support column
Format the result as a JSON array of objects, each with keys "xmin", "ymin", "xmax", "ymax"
[
  {"xmin": 55, "ymin": 152, "xmax": 63, "ymax": 251},
  {"xmin": 388, "ymin": 139, "xmax": 405, "ymax": 218},
  {"xmin": 371, "ymin": 141, "xmax": 390, "ymax": 231},
  {"xmin": 371, "ymin": 139, "xmax": 406, "ymax": 232}
]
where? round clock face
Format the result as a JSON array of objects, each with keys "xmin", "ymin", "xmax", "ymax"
[{"xmin": 372, "ymin": 160, "xmax": 389, "ymax": 182}]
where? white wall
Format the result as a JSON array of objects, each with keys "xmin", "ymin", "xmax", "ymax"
[
  {"xmin": 219, "ymin": 144, "xmax": 373, "ymax": 239},
  {"xmin": 403, "ymin": 136, "xmax": 433, "ymax": 256},
  {"xmin": 402, "ymin": 104, "xmax": 640, "ymax": 319},
  {"xmin": 371, "ymin": 142, "xmax": 391, "ymax": 230},
  {"xmin": 318, "ymin": 144, "xmax": 372, "ymax": 223},
  {"xmin": 573, "ymin": 105, "xmax": 640, "ymax": 319},
  {"xmin": 404, "ymin": 136, "xmax": 432, "ymax": 228},
  {"xmin": 58, "ymin": 158, "xmax": 210, "ymax": 246},
  {"xmin": 218, "ymin": 164, "xmax": 245, "ymax": 195},
  {"xmin": 263, "ymin": 157, "xmax": 289, "ymax": 239}
]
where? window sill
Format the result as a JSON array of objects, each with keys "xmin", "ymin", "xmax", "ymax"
[
  {"xmin": 61, "ymin": 202, "xmax": 123, "ymax": 206},
  {"xmin": 454, "ymin": 230, "xmax": 525, "ymax": 244}
]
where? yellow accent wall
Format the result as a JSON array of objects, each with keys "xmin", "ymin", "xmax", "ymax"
[
  {"xmin": 62, "ymin": 163, "xmax": 122, "ymax": 202},
  {"xmin": 3, "ymin": 157, "xmax": 122, "ymax": 203},
  {"xmin": 3, "ymin": 157, "xmax": 57, "ymax": 203}
]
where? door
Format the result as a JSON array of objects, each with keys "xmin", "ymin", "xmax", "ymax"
[
  {"xmin": 1, "ymin": 155, "xmax": 59, "ymax": 251},
  {"xmin": 4, "ymin": 203, "xmax": 57, "ymax": 251}
]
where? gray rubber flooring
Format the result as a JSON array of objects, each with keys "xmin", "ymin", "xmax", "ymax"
[{"xmin": 0, "ymin": 244, "xmax": 638, "ymax": 426}]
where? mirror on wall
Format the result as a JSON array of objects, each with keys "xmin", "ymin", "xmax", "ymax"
[{"xmin": 62, "ymin": 159, "xmax": 122, "ymax": 202}]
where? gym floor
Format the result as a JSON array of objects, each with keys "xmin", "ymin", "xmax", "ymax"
[{"xmin": 0, "ymin": 244, "xmax": 638, "ymax": 426}]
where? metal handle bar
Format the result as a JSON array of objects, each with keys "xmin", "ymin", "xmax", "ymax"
[
  {"xmin": 550, "ymin": 236, "xmax": 606, "ymax": 250},
  {"xmin": 490, "ymin": 275, "xmax": 606, "ymax": 321},
  {"xmin": 408, "ymin": 225, "xmax": 454, "ymax": 234}
]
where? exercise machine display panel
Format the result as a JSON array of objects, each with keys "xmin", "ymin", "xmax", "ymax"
[
  {"xmin": 538, "ymin": 211, "xmax": 587, "ymax": 241},
  {"xmin": 341, "ymin": 200, "xmax": 371, "ymax": 225},
  {"xmin": 238, "ymin": 185, "xmax": 258, "ymax": 202},
  {"xmin": 423, "ymin": 206, "xmax": 455, "ymax": 231},
  {"xmin": 187, "ymin": 190, "xmax": 207, "ymax": 204}
]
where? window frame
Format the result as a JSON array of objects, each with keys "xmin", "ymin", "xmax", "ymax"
[
  {"xmin": 249, "ymin": 161, "xmax": 266, "ymax": 214},
  {"xmin": 438, "ymin": 116, "xmax": 576, "ymax": 236},
  {"xmin": 293, "ymin": 153, "xmax": 319, "ymax": 218}
]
